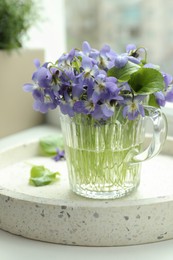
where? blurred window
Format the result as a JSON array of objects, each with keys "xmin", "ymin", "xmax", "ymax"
[{"xmin": 65, "ymin": 0, "xmax": 173, "ymax": 135}]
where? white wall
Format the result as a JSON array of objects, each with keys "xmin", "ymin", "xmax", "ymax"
[
  {"xmin": 23, "ymin": 0, "xmax": 67, "ymax": 62},
  {"xmin": 23, "ymin": 0, "xmax": 67, "ymax": 127}
]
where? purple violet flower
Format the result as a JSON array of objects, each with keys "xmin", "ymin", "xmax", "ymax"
[
  {"xmin": 53, "ymin": 149, "xmax": 65, "ymax": 162},
  {"xmin": 33, "ymin": 58, "xmax": 41, "ymax": 69},
  {"xmin": 155, "ymin": 73, "xmax": 173, "ymax": 106},
  {"xmin": 32, "ymin": 66, "xmax": 52, "ymax": 88},
  {"xmin": 155, "ymin": 86, "xmax": 173, "ymax": 106},
  {"xmin": 128, "ymin": 56, "xmax": 141, "ymax": 64},
  {"xmin": 114, "ymin": 54, "xmax": 128, "ymax": 68},
  {"xmin": 82, "ymin": 41, "xmax": 91, "ymax": 55},
  {"xmin": 93, "ymin": 44, "xmax": 116, "ymax": 70},
  {"xmin": 92, "ymin": 103, "xmax": 114, "ymax": 120},
  {"xmin": 126, "ymin": 44, "xmax": 137, "ymax": 53},
  {"xmin": 125, "ymin": 43, "xmax": 141, "ymax": 65},
  {"xmin": 59, "ymin": 91, "xmax": 76, "ymax": 117},
  {"xmin": 33, "ymin": 89, "xmax": 57, "ymax": 113},
  {"xmin": 165, "ymin": 86, "xmax": 173, "ymax": 102},
  {"xmin": 81, "ymin": 56, "xmax": 99, "ymax": 79},
  {"xmin": 23, "ymin": 83, "xmax": 56, "ymax": 113},
  {"xmin": 58, "ymin": 48, "xmax": 76, "ymax": 68},
  {"xmin": 73, "ymin": 100, "xmax": 95, "ymax": 115},
  {"xmin": 155, "ymin": 91, "xmax": 166, "ymax": 106},
  {"xmin": 23, "ymin": 61, "xmax": 57, "ymax": 114},
  {"xmin": 122, "ymin": 96, "xmax": 146, "ymax": 120},
  {"xmin": 92, "ymin": 74, "xmax": 118, "ymax": 103},
  {"xmin": 162, "ymin": 72, "xmax": 173, "ymax": 88}
]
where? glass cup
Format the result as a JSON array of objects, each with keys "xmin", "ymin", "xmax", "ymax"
[{"xmin": 60, "ymin": 106, "xmax": 167, "ymax": 199}]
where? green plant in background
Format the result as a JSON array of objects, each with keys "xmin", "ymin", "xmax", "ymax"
[{"xmin": 0, "ymin": 0, "xmax": 39, "ymax": 50}]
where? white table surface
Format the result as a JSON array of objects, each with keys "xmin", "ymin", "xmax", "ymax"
[
  {"xmin": 1, "ymin": 126, "xmax": 173, "ymax": 259},
  {"xmin": 1, "ymin": 229, "xmax": 173, "ymax": 260}
]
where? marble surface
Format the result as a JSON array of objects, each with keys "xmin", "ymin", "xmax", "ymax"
[{"xmin": 0, "ymin": 129, "xmax": 173, "ymax": 246}]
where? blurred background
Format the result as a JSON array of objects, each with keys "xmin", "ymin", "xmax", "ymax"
[{"xmin": 1, "ymin": 0, "xmax": 173, "ymax": 137}]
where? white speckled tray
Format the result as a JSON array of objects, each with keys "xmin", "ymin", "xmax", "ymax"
[{"xmin": 0, "ymin": 137, "xmax": 173, "ymax": 246}]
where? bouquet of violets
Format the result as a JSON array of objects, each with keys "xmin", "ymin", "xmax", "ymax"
[
  {"xmin": 24, "ymin": 41, "xmax": 173, "ymax": 121},
  {"xmin": 24, "ymin": 42, "xmax": 173, "ymax": 198}
]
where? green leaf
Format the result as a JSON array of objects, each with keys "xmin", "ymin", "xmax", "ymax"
[
  {"xmin": 29, "ymin": 165, "xmax": 60, "ymax": 187},
  {"xmin": 107, "ymin": 61, "xmax": 140, "ymax": 81},
  {"xmin": 128, "ymin": 68, "xmax": 165, "ymax": 94},
  {"xmin": 72, "ymin": 58, "xmax": 81, "ymax": 73},
  {"xmin": 148, "ymin": 94, "xmax": 160, "ymax": 108},
  {"xmin": 39, "ymin": 135, "xmax": 64, "ymax": 156}
]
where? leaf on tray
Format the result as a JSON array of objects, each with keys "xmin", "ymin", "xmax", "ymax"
[
  {"xmin": 39, "ymin": 135, "xmax": 64, "ymax": 156},
  {"xmin": 29, "ymin": 165, "xmax": 60, "ymax": 187}
]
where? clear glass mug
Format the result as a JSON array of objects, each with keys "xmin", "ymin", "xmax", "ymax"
[{"xmin": 60, "ymin": 106, "xmax": 167, "ymax": 199}]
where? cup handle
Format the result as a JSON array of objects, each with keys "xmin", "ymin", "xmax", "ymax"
[{"xmin": 132, "ymin": 106, "xmax": 168, "ymax": 163}]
